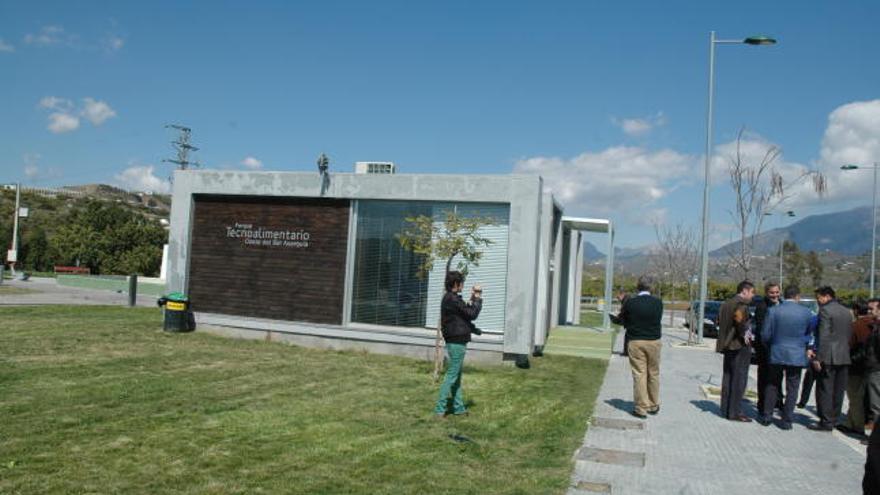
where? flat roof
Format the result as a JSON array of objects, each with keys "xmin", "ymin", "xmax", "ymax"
[{"xmin": 561, "ymin": 216, "xmax": 612, "ymax": 233}]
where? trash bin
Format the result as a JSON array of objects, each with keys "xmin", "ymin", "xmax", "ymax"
[{"xmin": 157, "ymin": 292, "xmax": 194, "ymax": 332}]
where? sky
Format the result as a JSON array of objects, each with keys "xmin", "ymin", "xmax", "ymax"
[{"xmin": 1, "ymin": 1, "xmax": 879, "ymax": 249}]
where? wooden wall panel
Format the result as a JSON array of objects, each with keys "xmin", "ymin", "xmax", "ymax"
[{"xmin": 188, "ymin": 195, "xmax": 350, "ymax": 324}]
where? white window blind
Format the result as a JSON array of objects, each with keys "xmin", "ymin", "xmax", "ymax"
[{"xmin": 425, "ymin": 203, "xmax": 510, "ymax": 334}]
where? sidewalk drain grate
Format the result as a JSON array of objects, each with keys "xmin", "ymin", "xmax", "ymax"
[
  {"xmin": 575, "ymin": 481, "xmax": 612, "ymax": 493},
  {"xmin": 592, "ymin": 417, "xmax": 645, "ymax": 430},
  {"xmin": 576, "ymin": 446, "xmax": 645, "ymax": 467}
]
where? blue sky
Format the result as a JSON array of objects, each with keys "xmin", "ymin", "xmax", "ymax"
[{"xmin": 1, "ymin": 1, "xmax": 879, "ymax": 248}]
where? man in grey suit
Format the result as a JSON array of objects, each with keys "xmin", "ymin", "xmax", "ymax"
[
  {"xmin": 759, "ymin": 285, "xmax": 816, "ymax": 430},
  {"xmin": 808, "ymin": 286, "xmax": 854, "ymax": 431}
]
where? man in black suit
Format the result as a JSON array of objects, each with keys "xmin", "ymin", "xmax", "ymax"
[
  {"xmin": 808, "ymin": 286, "xmax": 854, "ymax": 431},
  {"xmin": 717, "ymin": 280, "xmax": 756, "ymax": 422}
]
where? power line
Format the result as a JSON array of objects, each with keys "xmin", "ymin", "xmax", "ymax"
[{"xmin": 162, "ymin": 124, "xmax": 200, "ymax": 170}]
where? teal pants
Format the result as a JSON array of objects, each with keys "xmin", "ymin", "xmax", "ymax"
[{"xmin": 435, "ymin": 343, "xmax": 467, "ymax": 415}]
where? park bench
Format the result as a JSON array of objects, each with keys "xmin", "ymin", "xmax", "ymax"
[{"xmin": 54, "ymin": 266, "xmax": 91, "ymax": 275}]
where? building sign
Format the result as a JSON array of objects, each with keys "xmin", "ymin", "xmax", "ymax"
[
  {"xmin": 224, "ymin": 223, "xmax": 311, "ymax": 248},
  {"xmin": 188, "ymin": 195, "xmax": 350, "ymax": 324}
]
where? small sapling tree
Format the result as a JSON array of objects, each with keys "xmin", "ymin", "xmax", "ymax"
[{"xmin": 397, "ymin": 209, "xmax": 495, "ymax": 380}]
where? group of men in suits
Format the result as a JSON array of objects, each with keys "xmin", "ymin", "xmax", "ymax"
[{"xmin": 716, "ymin": 282, "xmax": 855, "ymax": 431}]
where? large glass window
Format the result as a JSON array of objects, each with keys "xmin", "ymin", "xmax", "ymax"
[
  {"xmin": 351, "ymin": 200, "xmax": 509, "ymax": 333},
  {"xmin": 350, "ymin": 201, "xmax": 432, "ymax": 326}
]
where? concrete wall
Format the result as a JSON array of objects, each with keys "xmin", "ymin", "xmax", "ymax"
[
  {"xmin": 532, "ymin": 193, "xmax": 554, "ymax": 351},
  {"xmin": 167, "ymin": 170, "xmax": 544, "ymax": 361},
  {"xmin": 572, "ymin": 231, "xmax": 584, "ymax": 325},
  {"xmin": 548, "ymin": 205, "xmax": 564, "ymax": 330}
]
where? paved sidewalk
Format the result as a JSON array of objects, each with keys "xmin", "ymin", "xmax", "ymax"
[
  {"xmin": 0, "ymin": 277, "xmax": 158, "ymax": 307},
  {"xmin": 569, "ymin": 327, "xmax": 865, "ymax": 495}
]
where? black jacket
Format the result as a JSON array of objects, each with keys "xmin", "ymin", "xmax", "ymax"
[
  {"xmin": 441, "ymin": 291, "xmax": 482, "ymax": 344},
  {"xmin": 619, "ymin": 294, "xmax": 663, "ymax": 341}
]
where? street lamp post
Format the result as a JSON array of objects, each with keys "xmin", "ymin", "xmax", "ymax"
[
  {"xmin": 776, "ymin": 211, "xmax": 795, "ymax": 288},
  {"xmin": 841, "ymin": 163, "xmax": 879, "ymax": 297},
  {"xmin": 696, "ymin": 32, "xmax": 777, "ymax": 344}
]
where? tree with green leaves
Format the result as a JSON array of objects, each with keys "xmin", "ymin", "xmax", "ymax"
[
  {"xmin": 806, "ymin": 250, "xmax": 823, "ymax": 288},
  {"xmin": 51, "ymin": 200, "xmax": 167, "ymax": 275},
  {"xmin": 782, "ymin": 240, "xmax": 804, "ymax": 289},
  {"xmin": 397, "ymin": 209, "xmax": 495, "ymax": 380}
]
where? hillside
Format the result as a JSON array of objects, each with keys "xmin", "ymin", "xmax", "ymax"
[
  {"xmin": 711, "ymin": 205, "xmax": 872, "ymax": 257},
  {"xmin": 1, "ymin": 184, "xmax": 170, "ymax": 275}
]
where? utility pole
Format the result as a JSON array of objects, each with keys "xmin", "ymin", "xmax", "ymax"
[
  {"xmin": 162, "ymin": 124, "xmax": 200, "ymax": 171},
  {"xmin": 8, "ymin": 182, "xmax": 20, "ymax": 276}
]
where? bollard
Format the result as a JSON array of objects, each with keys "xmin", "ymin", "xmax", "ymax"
[{"xmin": 128, "ymin": 274, "xmax": 138, "ymax": 307}]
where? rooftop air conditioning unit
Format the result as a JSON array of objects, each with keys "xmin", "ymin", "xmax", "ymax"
[{"xmin": 354, "ymin": 161, "xmax": 396, "ymax": 174}]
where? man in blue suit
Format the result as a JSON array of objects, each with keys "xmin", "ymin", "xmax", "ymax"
[{"xmin": 759, "ymin": 285, "xmax": 817, "ymax": 429}]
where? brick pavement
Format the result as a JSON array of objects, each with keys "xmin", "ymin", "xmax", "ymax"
[{"xmin": 568, "ymin": 327, "xmax": 866, "ymax": 495}]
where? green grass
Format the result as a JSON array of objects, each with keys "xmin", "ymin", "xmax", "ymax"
[
  {"xmin": 579, "ymin": 310, "xmax": 607, "ymax": 329},
  {"xmin": 0, "ymin": 306, "xmax": 607, "ymax": 495},
  {"xmin": 542, "ymin": 311, "xmax": 617, "ymax": 360}
]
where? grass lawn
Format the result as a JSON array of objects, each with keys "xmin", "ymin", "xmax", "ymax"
[
  {"xmin": 542, "ymin": 312, "xmax": 617, "ymax": 361},
  {"xmin": 0, "ymin": 306, "xmax": 607, "ymax": 495}
]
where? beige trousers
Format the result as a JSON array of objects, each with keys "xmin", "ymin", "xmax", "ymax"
[{"xmin": 628, "ymin": 339, "xmax": 662, "ymax": 415}]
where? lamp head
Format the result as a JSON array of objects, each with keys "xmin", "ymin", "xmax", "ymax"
[
  {"xmin": 743, "ymin": 35, "xmax": 777, "ymax": 46},
  {"xmin": 841, "ymin": 164, "xmax": 859, "ymax": 170}
]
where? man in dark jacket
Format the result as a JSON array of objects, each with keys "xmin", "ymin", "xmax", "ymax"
[
  {"xmin": 842, "ymin": 300, "xmax": 876, "ymax": 436},
  {"xmin": 619, "ymin": 276, "xmax": 663, "ymax": 418},
  {"xmin": 758, "ymin": 285, "xmax": 815, "ymax": 429},
  {"xmin": 808, "ymin": 286, "xmax": 854, "ymax": 431},
  {"xmin": 434, "ymin": 271, "xmax": 482, "ymax": 417},
  {"xmin": 717, "ymin": 280, "xmax": 756, "ymax": 422},
  {"xmin": 754, "ymin": 282, "xmax": 782, "ymax": 414}
]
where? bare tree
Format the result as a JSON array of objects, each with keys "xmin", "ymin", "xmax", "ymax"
[
  {"xmin": 725, "ymin": 128, "xmax": 826, "ymax": 280},
  {"xmin": 654, "ymin": 222, "xmax": 699, "ymax": 329}
]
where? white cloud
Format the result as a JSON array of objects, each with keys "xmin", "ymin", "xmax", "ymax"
[
  {"xmin": 820, "ymin": 99, "xmax": 880, "ymax": 168},
  {"xmin": 707, "ymin": 131, "xmax": 827, "ymax": 211},
  {"xmin": 612, "ymin": 112, "xmax": 667, "ymax": 137},
  {"xmin": 0, "ymin": 38, "xmax": 14, "ymax": 52},
  {"xmin": 513, "ymin": 146, "xmax": 696, "ymax": 219},
  {"xmin": 80, "ymin": 97, "xmax": 116, "ymax": 125},
  {"xmin": 47, "ymin": 112, "xmax": 80, "ymax": 133},
  {"xmin": 21, "ymin": 153, "xmax": 63, "ymax": 182},
  {"xmin": 104, "ymin": 35, "xmax": 124, "ymax": 52},
  {"xmin": 38, "ymin": 96, "xmax": 116, "ymax": 133},
  {"xmin": 39, "ymin": 96, "xmax": 72, "ymax": 111},
  {"xmin": 115, "ymin": 165, "xmax": 170, "ymax": 194},
  {"xmin": 24, "ymin": 25, "xmax": 67, "ymax": 46},
  {"xmin": 23, "ymin": 153, "xmax": 41, "ymax": 179},
  {"xmin": 241, "ymin": 156, "xmax": 263, "ymax": 170}
]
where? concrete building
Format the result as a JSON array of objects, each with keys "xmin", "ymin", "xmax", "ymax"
[{"xmin": 166, "ymin": 169, "xmax": 613, "ymax": 364}]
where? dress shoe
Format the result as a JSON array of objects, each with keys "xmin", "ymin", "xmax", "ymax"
[
  {"xmin": 807, "ymin": 423, "xmax": 833, "ymax": 432},
  {"xmin": 756, "ymin": 416, "xmax": 771, "ymax": 426},
  {"xmin": 648, "ymin": 407, "xmax": 660, "ymax": 416},
  {"xmin": 729, "ymin": 415, "xmax": 752, "ymax": 423},
  {"xmin": 796, "ymin": 402, "xmax": 806, "ymax": 409},
  {"xmin": 631, "ymin": 410, "xmax": 647, "ymax": 419},
  {"xmin": 779, "ymin": 422, "xmax": 793, "ymax": 431},
  {"xmin": 836, "ymin": 424, "xmax": 859, "ymax": 435}
]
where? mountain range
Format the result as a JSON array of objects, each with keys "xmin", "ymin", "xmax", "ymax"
[{"xmin": 584, "ymin": 205, "xmax": 874, "ymax": 261}]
